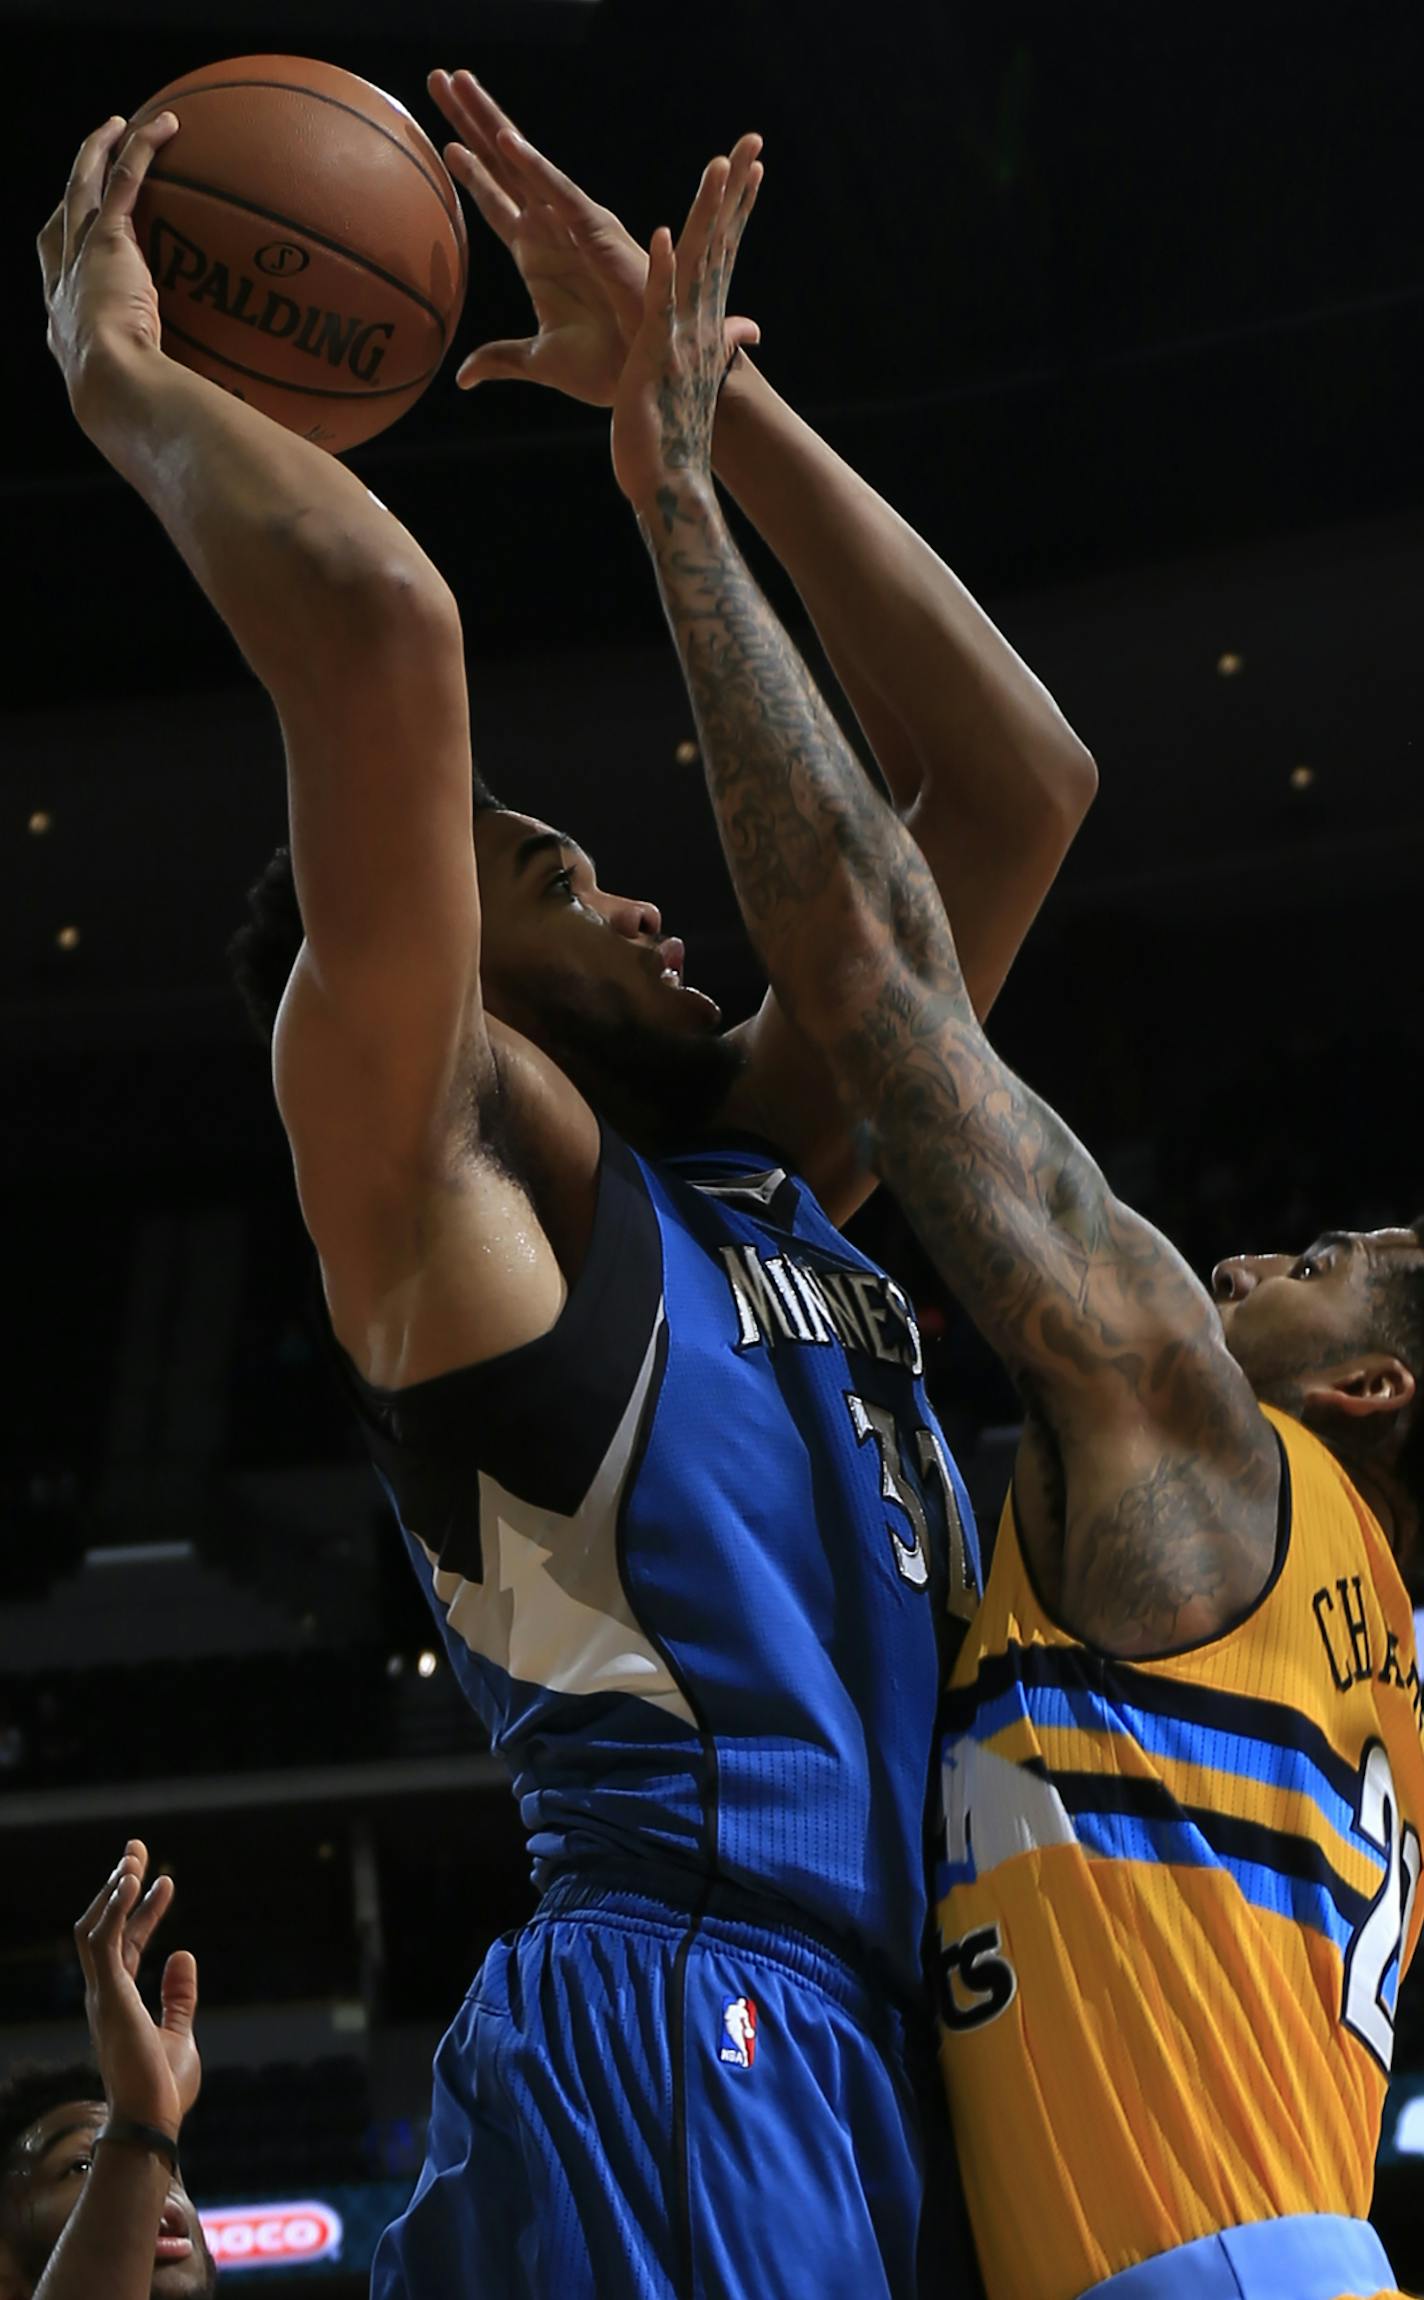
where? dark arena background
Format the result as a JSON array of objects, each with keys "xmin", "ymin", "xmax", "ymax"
[{"xmin": 6, "ymin": 0, "xmax": 1424, "ymax": 2291}]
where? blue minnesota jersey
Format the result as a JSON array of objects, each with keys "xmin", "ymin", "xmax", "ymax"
[{"xmin": 341, "ymin": 1130, "xmax": 981, "ymax": 1999}]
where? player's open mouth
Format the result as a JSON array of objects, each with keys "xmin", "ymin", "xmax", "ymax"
[
  {"xmin": 646, "ymin": 934, "xmax": 720, "ymax": 1027},
  {"xmin": 155, "ymin": 2201, "xmax": 193, "ymax": 2262},
  {"xmin": 656, "ymin": 935, "xmax": 686, "ymax": 988}
]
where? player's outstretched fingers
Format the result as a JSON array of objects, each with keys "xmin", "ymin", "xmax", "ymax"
[
  {"xmin": 123, "ymin": 1870, "xmax": 176, "ymax": 1967},
  {"xmin": 456, "ymin": 333, "xmax": 544, "ymax": 388},
  {"xmin": 715, "ymin": 138, "xmax": 764, "ymax": 280},
  {"xmin": 160, "ymin": 1949, "xmax": 199, "ymax": 2039},
  {"xmin": 89, "ymin": 1869, "xmax": 142, "ymax": 1976},
  {"xmin": 73, "ymin": 1851, "xmax": 131, "ymax": 1988},
  {"xmin": 47, "ymin": 116, "xmax": 124, "ymax": 288},
  {"xmin": 431, "ymin": 71, "xmax": 524, "ymax": 200},
  {"xmin": 674, "ymin": 157, "xmax": 732, "ymax": 318},
  {"xmin": 646, "ymin": 225, "xmax": 677, "ymax": 330},
  {"xmin": 494, "ymin": 121, "xmax": 598, "ymax": 224},
  {"xmin": 442, "ymin": 139, "xmax": 520, "ymax": 243},
  {"xmin": 99, "ymin": 112, "xmax": 178, "ymax": 230},
  {"xmin": 60, "ymin": 117, "xmax": 128, "ymax": 270}
]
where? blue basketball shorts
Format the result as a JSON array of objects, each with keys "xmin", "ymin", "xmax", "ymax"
[
  {"xmin": 1082, "ymin": 2213, "xmax": 1400, "ymax": 2300},
  {"xmin": 371, "ymin": 1872, "xmax": 963, "ymax": 2300}
]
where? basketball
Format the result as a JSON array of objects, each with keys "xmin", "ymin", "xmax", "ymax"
[{"xmin": 129, "ymin": 56, "xmax": 468, "ymax": 454}]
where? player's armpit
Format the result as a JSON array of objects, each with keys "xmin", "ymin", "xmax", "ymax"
[
  {"xmin": 1011, "ymin": 1403, "xmax": 1281, "ymax": 1658},
  {"xmin": 278, "ymin": 960, "xmax": 585, "ymax": 1389}
]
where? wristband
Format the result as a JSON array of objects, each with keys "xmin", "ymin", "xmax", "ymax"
[{"xmin": 97, "ymin": 2117, "xmax": 181, "ymax": 2176}]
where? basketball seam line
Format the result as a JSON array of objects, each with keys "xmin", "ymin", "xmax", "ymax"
[
  {"xmin": 131, "ymin": 75, "xmax": 465, "ymax": 247},
  {"xmin": 146, "ymin": 170, "xmax": 453, "ymax": 338},
  {"xmin": 160, "ymin": 314, "xmax": 441, "ymax": 402}
]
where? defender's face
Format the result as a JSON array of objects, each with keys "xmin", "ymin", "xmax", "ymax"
[
  {"xmin": 473, "ymin": 810, "xmax": 722, "ymax": 1046},
  {"xmin": 1211, "ymin": 1227, "xmax": 1422, "ymax": 1390},
  {"xmin": 0, "ymin": 2103, "xmax": 215, "ymax": 2299}
]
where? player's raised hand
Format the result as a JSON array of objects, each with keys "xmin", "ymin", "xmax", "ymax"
[
  {"xmin": 430, "ymin": 70, "xmax": 760, "ymax": 407},
  {"xmin": 611, "ymin": 136, "xmax": 763, "ymax": 518},
  {"xmin": 74, "ymin": 1839, "xmax": 201, "ymax": 2144},
  {"xmin": 429, "ymin": 68, "xmax": 640, "ymax": 404},
  {"xmin": 38, "ymin": 113, "xmax": 178, "ymax": 405}
]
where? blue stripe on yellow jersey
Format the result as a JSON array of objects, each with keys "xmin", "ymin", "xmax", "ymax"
[{"xmin": 936, "ymin": 1404, "xmax": 1424, "ymax": 2300}]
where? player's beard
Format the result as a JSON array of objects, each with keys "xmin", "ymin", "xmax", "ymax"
[
  {"xmin": 161, "ymin": 2248, "xmax": 221, "ymax": 2300},
  {"xmin": 1227, "ymin": 1314, "xmax": 1365, "ymax": 1423},
  {"xmin": 1229, "ymin": 1326, "xmax": 1390, "ymax": 1477},
  {"xmin": 529, "ymin": 974, "xmax": 746, "ymax": 1148}
]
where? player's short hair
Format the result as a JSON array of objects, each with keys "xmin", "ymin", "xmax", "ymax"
[
  {"xmin": 227, "ymin": 766, "xmax": 504, "ymax": 1043},
  {"xmin": 0, "ymin": 2061, "xmax": 105, "ymax": 2191},
  {"xmin": 1365, "ymin": 1217, "xmax": 1424, "ymax": 1585}
]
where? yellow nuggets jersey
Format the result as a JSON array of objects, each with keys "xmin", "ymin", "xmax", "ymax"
[{"xmin": 936, "ymin": 1405, "xmax": 1424, "ymax": 2300}]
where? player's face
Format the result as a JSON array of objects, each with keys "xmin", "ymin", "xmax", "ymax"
[
  {"xmin": 1211, "ymin": 1227, "xmax": 1421, "ymax": 1395},
  {"xmin": 475, "ymin": 809, "xmax": 721, "ymax": 1035},
  {"xmin": 472, "ymin": 809, "xmax": 743, "ymax": 1132},
  {"xmin": 0, "ymin": 2103, "xmax": 216, "ymax": 2300}
]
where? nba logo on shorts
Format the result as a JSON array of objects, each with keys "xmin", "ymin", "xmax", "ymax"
[{"xmin": 719, "ymin": 1995, "xmax": 758, "ymax": 2068}]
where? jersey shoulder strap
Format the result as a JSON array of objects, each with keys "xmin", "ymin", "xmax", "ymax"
[{"xmin": 325, "ymin": 1127, "xmax": 662, "ymax": 1581}]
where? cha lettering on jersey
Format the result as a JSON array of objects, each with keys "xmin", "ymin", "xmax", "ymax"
[
  {"xmin": 719, "ymin": 1243, "xmax": 923, "ymax": 1374},
  {"xmin": 1312, "ymin": 1575, "xmax": 1424, "ymax": 1731}
]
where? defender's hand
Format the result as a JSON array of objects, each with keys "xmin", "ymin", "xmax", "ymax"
[
  {"xmin": 429, "ymin": 68, "xmax": 639, "ymax": 403},
  {"xmin": 611, "ymin": 137, "xmax": 763, "ymax": 517},
  {"xmin": 38, "ymin": 113, "xmax": 178, "ymax": 407},
  {"xmin": 429, "ymin": 69, "xmax": 759, "ymax": 406},
  {"xmin": 74, "ymin": 1840, "xmax": 201, "ymax": 2144}
]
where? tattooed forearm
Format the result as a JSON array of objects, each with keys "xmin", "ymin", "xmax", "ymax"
[
  {"xmin": 640, "ymin": 481, "xmax": 1277, "ymax": 1645},
  {"xmin": 642, "ymin": 483, "xmax": 959, "ymax": 1016}
]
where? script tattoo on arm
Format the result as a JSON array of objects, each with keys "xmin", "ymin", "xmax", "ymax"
[{"xmin": 642, "ymin": 486, "xmax": 1279, "ymax": 1651}]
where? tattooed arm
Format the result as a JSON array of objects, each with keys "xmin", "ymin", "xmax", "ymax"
[{"xmin": 611, "ymin": 148, "xmax": 1280, "ymax": 1656}]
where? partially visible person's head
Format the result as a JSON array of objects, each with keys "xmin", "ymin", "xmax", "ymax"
[
  {"xmin": 470, "ymin": 806, "xmax": 742, "ymax": 1145},
  {"xmin": 1213, "ymin": 1220, "xmax": 1424, "ymax": 1582},
  {"xmin": 229, "ymin": 784, "xmax": 743, "ymax": 1147},
  {"xmin": 227, "ymin": 843, "xmax": 304, "ymax": 1042},
  {"xmin": 0, "ymin": 2064, "xmax": 214, "ymax": 2300}
]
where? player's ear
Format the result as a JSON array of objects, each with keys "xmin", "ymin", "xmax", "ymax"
[{"xmin": 1303, "ymin": 1353, "xmax": 1416, "ymax": 1422}]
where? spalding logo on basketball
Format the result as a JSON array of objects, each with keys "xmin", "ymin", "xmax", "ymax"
[
  {"xmin": 255, "ymin": 243, "xmax": 309, "ymax": 277},
  {"xmin": 130, "ymin": 55, "xmax": 468, "ymax": 454}
]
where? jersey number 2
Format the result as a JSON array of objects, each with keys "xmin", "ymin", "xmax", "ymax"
[{"xmin": 1341, "ymin": 1738, "xmax": 1421, "ymax": 2072}]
